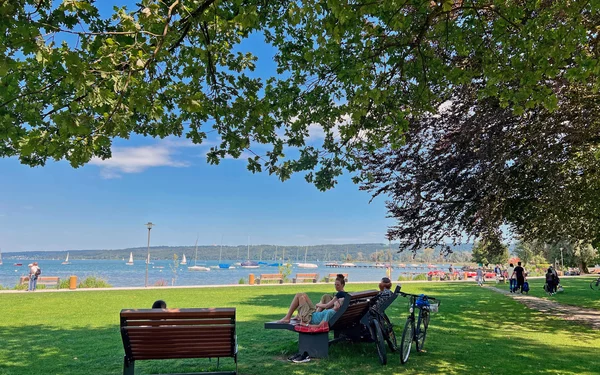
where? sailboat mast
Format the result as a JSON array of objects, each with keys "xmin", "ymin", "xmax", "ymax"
[
  {"xmin": 194, "ymin": 236, "xmax": 199, "ymax": 267},
  {"xmin": 304, "ymin": 246, "xmax": 308, "ymax": 263},
  {"xmin": 247, "ymin": 235, "xmax": 250, "ymax": 260}
]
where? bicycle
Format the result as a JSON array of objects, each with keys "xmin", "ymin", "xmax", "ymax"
[
  {"xmin": 366, "ymin": 294, "xmax": 398, "ymax": 365},
  {"xmin": 397, "ymin": 292, "xmax": 440, "ymax": 364},
  {"xmin": 590, "ymin": 276, "xmax": 600, "ymax": 291}
]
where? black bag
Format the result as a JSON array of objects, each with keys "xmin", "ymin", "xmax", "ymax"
[{"xmin": 35, "ymin": 268, "xmax": 41, "ymax": 277}]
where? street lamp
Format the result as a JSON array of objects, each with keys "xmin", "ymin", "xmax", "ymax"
[
  {"xmin": 145, "ymin": 222, "xmax": 154, "ymax": 287},
  {"xmin": 559, "ymin": 247, "xmax": 564, "ymax": 272}
]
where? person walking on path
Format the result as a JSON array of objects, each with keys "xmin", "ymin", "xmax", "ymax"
[
  {"xmin": 27, "ymin": 262, "xmax": 40, "ymax": 292},
  {"xmin": 507, "ymin": 263, "xmax": 516, "ymax": 292},
  {"xmin": 476, "ymin": 267, "xmax": 484, "ymax": 287},
  {"xmin": 448, "ymin": 264, "xmax": 455, "ymax": 280},
  {"xmin": 511, "ymin": 262, "xmax": 526, "ymax": 293}
]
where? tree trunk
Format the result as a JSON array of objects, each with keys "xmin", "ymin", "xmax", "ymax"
[{"xmin": 579, "ymin": 261, "xmax": 589, "ymax": 274}]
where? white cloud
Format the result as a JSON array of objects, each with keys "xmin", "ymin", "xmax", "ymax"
[{"xmin": 90, "ymin": 145, "xmax": 189, "ymax": 179}]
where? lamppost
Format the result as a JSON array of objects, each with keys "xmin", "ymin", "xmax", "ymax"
[
  {"xmin": 559, "ymin": 247, "xmax": 564, "ymax": 273},
  {"xmin": 145, "ymin": 222, "xmax": 154, "ymax": 287}
]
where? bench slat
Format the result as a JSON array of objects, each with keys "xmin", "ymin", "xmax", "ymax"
[
  {"xmin": 121, "ymin": 308, "xmax": 235, "ymax": 320},
  {"xmin": 125, "ymin": 319, "xmax": 234, "ymax": 327}
]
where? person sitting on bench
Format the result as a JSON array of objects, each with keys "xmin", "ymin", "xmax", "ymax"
[
  {"xmin": 277, "ymin": 275, "xmax": 346, "ymax": 328},
  {"xmin": 151, "ymin": 300, "xmax": 167, "ymax": 309},
  {"xmin": 316, "ymin": 274, "xmax": 347, "ymax": 312}
]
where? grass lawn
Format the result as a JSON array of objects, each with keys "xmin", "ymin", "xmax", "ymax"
[
  {"xmin": 494, "ymin": 275, "xmax": 600, "ymax": 309},
  {"xmin": 1, "ymin": 282, "xmax": 599, "ymax": 375}
]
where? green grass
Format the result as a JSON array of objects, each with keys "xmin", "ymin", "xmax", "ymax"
[
  {"xmin": 495, "ymin": 275, "xmax": 600, "ymax": 309},
  {"xmin": 1, "ymin": 282, "xmax": 599, "ymax": 374}
]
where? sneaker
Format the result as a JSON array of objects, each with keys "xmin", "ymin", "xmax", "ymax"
[
  {"xmin": 293, "ymin": 352, "xmax": 310, "ymax": 363},
  {"xmin": 288, "ymin": 353, "xmax": 302, "ymax": 362}
]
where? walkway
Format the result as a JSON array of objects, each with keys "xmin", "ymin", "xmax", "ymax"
[{"xmin": 488, "ymin": 286, "xmax": 600, "ymax": 329}]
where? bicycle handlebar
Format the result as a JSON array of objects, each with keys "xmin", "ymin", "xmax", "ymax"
[{"xmin": 398, "ymin": 291, "xmax": 440, "ymax": 303}]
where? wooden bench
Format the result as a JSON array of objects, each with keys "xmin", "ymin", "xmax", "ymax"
[
  {"xmin": 256, "ymin": 274, "xmax": 283, "ymax": 284},
  {"xmin": 264, "ymin": 290, "xmax": 378, "ymax": 358},
  {"xmin": 120, "ymin": 308, "xmax": 237, "ymax": 375},
  {"xmin": 325, "ymin": 273, "xmax": 348, "ymax": 283},
  {"xmin": 292, "ymin": 273, "xmax": 318, "ymax": 283},
  {"xmin": 19, "ymin": 276, "xmax": 60, "ymax": 288}
]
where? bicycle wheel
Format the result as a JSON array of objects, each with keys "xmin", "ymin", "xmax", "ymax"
[
  {"xmin": 399, "ymin": 318, "xmax": 414, "ymax": 364},
  {"xmin": 382, "ymin": 313, "xmax": 397, "ymax": 352},
  {"xmin": 416, "ymin": 309, "xmax": 430, "ymax": 352},
  {"xmin": 371, "ymin": 319, "xmax": 387, "ymax": 365},
  {"xmin": 591, "ymin": 278, "xmax": 600, "ymax": 291}
]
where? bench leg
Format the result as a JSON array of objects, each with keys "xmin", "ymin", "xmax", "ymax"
[
  {"xmin": 123, "ymin": 356, "xmax": 134, "ymax": 375},
  {"xmin": 298, "ymin": 333, "xmax": 328, "ymax": 358},
  {"xmin": 293, "ymin": 278, "xmax": 297, "ymax": 283}
]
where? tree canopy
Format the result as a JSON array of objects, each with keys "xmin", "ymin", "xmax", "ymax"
[{"xmin": 2, "ymin": 1, "xmax": 599, "ymax": 190}]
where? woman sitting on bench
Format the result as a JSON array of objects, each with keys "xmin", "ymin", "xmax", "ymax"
[{"xmin": 277, "ymin": 274, "xmax": 346, "ymax": 328}]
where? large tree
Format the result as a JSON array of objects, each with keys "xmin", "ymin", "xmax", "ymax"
[
  {"xmin": 2, "ymin": 1, "xmax": 598, "ymax": 189},
  {"xmin": 360, "ymin": 80, "xmax": 600, "ymax": 252}
]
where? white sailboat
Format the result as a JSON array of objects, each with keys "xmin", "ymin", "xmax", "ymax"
[
  {"xmin": 180, "ymin": 254, "xmax": 187, "ymax": 265},
  {"xmin": 188, "ymin": 236, "xmax": 210, "ymax": 271},
  {"xmin": 241, "ymin": 236, "xmax": 259, "ymax": 268},
  {"xmin": 61, "ymin": 252, "xmax": 70, "ymax": 265},
  {"xmin": 297, "ymin": 246, "xmax": 318, "ymax": 269},
  {"xmin": 126, "ymin": 252, "xmax": 134, "ymax": 266}
]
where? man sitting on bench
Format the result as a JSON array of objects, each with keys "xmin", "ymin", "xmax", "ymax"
[{"xmin": 277, "ymin": 274, "xmax": 347, "ymax": 330}]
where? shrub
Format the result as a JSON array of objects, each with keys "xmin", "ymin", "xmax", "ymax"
[
  {"xmin": 13, "ymin": 283, "xmax": 27, "ymax": 290},
  {"xmin": 78, "ymin": 276, "xmax": 112, "ymax": 288},
  {"xmin": 58, "ymin": 279, "xmax": 70, "ymax": 289},
  {"xmin": 398, "ymin": 275, "xmax": 412, "ymax": 281},
  {"xmin": 413, "ymin": 273, "xmax": 427, "ymax": 281},
  {"xmin": 154, "ymin": 279, "xmax": 168, "ymax": 287},
  {"xmin": 238, "ymin": 278, "xmax": 246, "ymax": 284}
]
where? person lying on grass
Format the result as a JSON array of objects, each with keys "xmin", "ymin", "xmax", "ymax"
[{"xmin": 277, "ymin": 275, "xmax": 346, "ymax": 327}]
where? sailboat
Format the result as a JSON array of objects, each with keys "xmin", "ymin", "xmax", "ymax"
[
  {"xmin": 180, "ymin": 254, "xmax": 187, "ymax": 265},
  {"xmin": 297, "ymin": 246, "xmax": 318, "ymax": 269},
  {"xmin": 145, "ymin": 253, "xmax": 153, "ymax": 265},
  {"xmin": 269, "ymin": 245, "xmax": 282, "ymax": 267},
  {"xmin": 61, "ymin": 252, "xmax": 70, "ymax": 265},
  {"xmin": 126, "ymin": 252, "xmax": 134, "ymax": 266},
  {"xmin": 218, "ymin": 241, "xmax": 233, "ymax": 269},
  {"xmin": 241, "ymin": 236, "xmax": 259, "ymax": 268},
  {"xmin": 0, "ymin": 248, "xmax": 3, "ymax": 265},
  {"xmin": 188, "ymin": 237, "xmax": 210, "ymax": 271}
]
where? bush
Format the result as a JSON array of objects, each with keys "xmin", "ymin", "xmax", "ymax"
[
  {"xmin": 13, "ymin": 283, "xmax": 27, "ymax": 290},
  {"xmin": 58, "ymin": 279, "xmax": 70, "ymax": 289},
  {"xmin": 398, "ymin": 275, "xmax": 412, "ymax": 281},
  {"xmin": 413, "ymin": 273, "xmax": 427, "ymax": 281},
  {"xmin": 238, "ymin": 278, "xmax": 246, "ymax": 284},
  {"xmin": 154, "ymin": 279, "xmax": 168, "ymax": 287},
  {"xmin": 78, "ymin": 276, "xmax": 112, "ymax": 288}
]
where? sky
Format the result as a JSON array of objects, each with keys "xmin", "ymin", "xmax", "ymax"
[{"xmin": 0, "ymin": 1, "xmax": 393, "ymax": 252}]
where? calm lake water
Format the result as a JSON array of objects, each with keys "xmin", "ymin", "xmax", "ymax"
[{"xmin": 0, "ymin": 259, "xmax": 450, "ymax": 288}]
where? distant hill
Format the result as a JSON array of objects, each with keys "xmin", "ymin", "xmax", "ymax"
[{"xmin": 2, "ymin": 243, "xmax": 474, "ymax": 262}]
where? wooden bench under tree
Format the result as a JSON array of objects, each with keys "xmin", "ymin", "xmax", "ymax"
[
  {"xmin": 256, "ymin": 274, "xmax": 283, "ymax": 284},
  {"xmin": 264, "ymin": 290, "xmax": 378, "ymax": 358},
  {"xmin": 292, "ymin": 273, "xmax": 319, "ymax": 283},
  {"xmin": 325, "ymin": 273, "xmax": 348, "ymax": 283},
  {"xmin": 19, "ymin": 276, "xmax": 60, "ymax": 288},
  {"xmin": 120, "ymin": 308, "xmax": 238, "ymax": 375}
]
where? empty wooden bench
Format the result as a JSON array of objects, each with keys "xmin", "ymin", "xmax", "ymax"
[
  {"xmin": 120, "ymin": 308, "xmax": 237, "ymax": 375},
  {"xmin": 325, "ymin": 273, "xmax": 348, "ymax": 283},
  {"xmin": 264, "ymin": 290, "xmax": 378, "ymax": 358},
  {"xmin": 19, "ymin": 276, "xmax": 60, "ymax": 288},
  {"xmin": 292, "ymin": 273, "xmax": 318, "ymax": 283},
  {"xmin": 256, "ymin": 273, "xmax": 283, "ymax": 284}
]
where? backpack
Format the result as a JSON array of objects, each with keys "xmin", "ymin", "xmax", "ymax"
[
  {"xmin": 522, "ymin": 281, "xmax": 530, "ymax": 293},
  {"xmin": 35, "ymin": 268, "xmax": 41, "ymax": 277}
]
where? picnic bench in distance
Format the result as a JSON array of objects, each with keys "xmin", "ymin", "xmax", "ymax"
[
  {"xmin": 325, "ymin": 273, "xmax": 348, "ymax": 283},
  {"xmin": 19, "ymin": 276, "xmax": 60, "ymax": 288},
  {"xmin": 120, "ymin": 307, "xmax": 238, "ymax": 375},
  {"xmin": 256, "ymin": 274, "xmax": 283, "ymax": 284},
  {"xmin": 264, "ymin": 290, "xmax": 378, "ymax": 358},
  {"xmin": 292, "ymin": 273, "xmax": 318, "ymax": 283}
]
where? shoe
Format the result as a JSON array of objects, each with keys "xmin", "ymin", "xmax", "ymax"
[
  {"xmin": 288, "ymin": 353, "xmax": 302, "ymax": 362},
  {"xmin": 293, "ymin": 352, "xmax": 310, "ymax": 363}
]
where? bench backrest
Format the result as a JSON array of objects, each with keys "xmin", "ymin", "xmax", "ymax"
[
  {"xmin": 20, "ymin": 276, "xmax": 60, "ymax": 284},
  {"xmin": 296, "ymin": 273, "xmax": 318, "ymax": 278},
  {"xmin": 260, "ymin": 274, "xmax": 282, "ymax": 279},
  {"xmin": 328, "ymin": 273, "xmax": 348, "ymax": 278},
  {"xmin": 120, "ymin": 308, "xmax": 236, "ymax": 361},
  {"xmin": 329, "ymin": 290, "xmax": 378, "ymax": 330}
]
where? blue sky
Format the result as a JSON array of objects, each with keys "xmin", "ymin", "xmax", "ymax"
[{"xmin": 0, "ymin": 1, "xmax": 393, "ymax": 252}]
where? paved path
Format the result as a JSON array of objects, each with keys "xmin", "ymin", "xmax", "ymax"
[{"xmin": 488, "ymin": 286, "xmax": 600, "ymax": 329}]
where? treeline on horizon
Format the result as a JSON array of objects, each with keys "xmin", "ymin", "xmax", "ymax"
[{"xmin": 3, "ymin": 243, "xmax": 474, "ymax": 262}]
